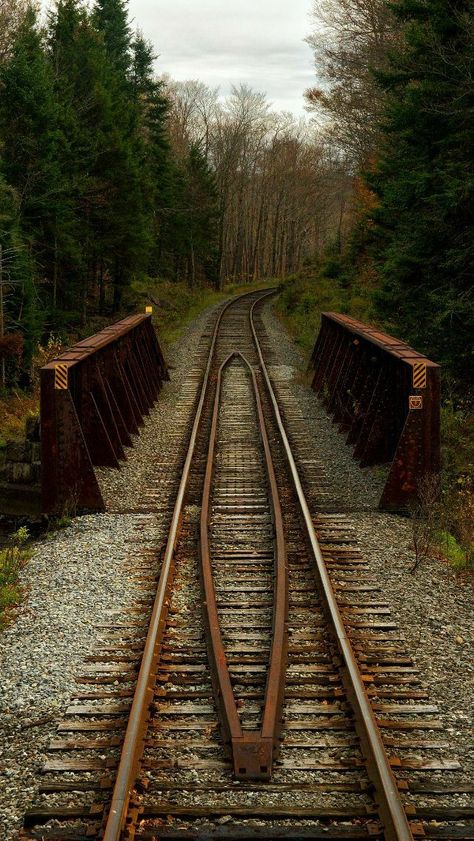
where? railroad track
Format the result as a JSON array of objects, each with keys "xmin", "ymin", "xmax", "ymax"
[{"xmin": 23, "ymin": 290, "xmax": 473, "ymax": 841}]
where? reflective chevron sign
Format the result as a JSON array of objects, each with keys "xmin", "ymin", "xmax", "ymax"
[
  {"xmin": 413, "ymin": 361, "xmax": 427, "ymax": 389},
  {"xmin": 54, "ymin": 363, "xmax": 69, "ymax": 390}
]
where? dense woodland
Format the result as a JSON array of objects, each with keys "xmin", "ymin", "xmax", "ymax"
[
  {"xmin": 0, "ymin": 0, "xmax": 472, "ymax": 391},
  {"xmin": 293, "ymin": 0, "xmax": 473, "ymax": 563},
  {"xmin": 0, "ymin": 0, "xmax": 349, "ymax": 386},
  {"xmin": 303, "ymin": 0, "xmax": 474, "ymax": 384},
  {"xmin": 0, "ymin": 0, "xmax": 472, "ymax": 561},
  {"xmin": 0, "ymin": 0, "xmax": 219, "ymax": 382}
]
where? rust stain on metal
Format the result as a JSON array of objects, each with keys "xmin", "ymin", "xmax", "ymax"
[
  {"xmin": 102, "ymin": 291, "xmax": 269, "ymax": 841},
  {"xmin": 41, "ymin": 313, "xmax": 168, "ymax": 515},
  {"xmin": 309, "ymin": 313, "xmax": 440, "ymax": 511},
  {"xmin": 251, "ymin": 297, "xmax": 415, "ymax": 841}
]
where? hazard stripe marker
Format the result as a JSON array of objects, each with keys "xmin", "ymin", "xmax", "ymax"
[
  {"xmin": 413, "ymin": 361, "xmax": 427, "ymax": 389},
  {"xmin": 55, "ymin": 363, "xmax": 69, "ymax": 390}
]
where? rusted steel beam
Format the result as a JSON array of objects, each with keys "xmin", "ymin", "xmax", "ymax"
[
  {"xmin": 40, "ymin": 313, "xmax": 168, "ymax": 515},
  {"xmin": 200, "ymin": 352, "xmax": 288, "ymax": 781},
  {"xmin": 309, "ymin": 313, "xmax": 440, "ymax": 511}
]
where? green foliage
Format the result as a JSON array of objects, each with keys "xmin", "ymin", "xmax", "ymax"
[
  {"xmin": 0, "ymin": 8, "xmax": 59, "ymax": 375},
  {"xmin": 0, "ymin": 0, "xmax": 222, "ymax": 387},
  {"xmin": 441, "ymin": 400, "xmax": 474, "ymax": 485},
  {"xmin": 132, "ymin": 276, "xmax": 276, "ymax": 346},
  {"xmin": 92, "ymin": 0, "xmax": 131, "ymax": 77},
  {"xmin": 47, "ymin": 515, "xmax": 73, "ymax": 533},
  {"xmin": 434, "ymin": 531, "xmax": 470, "ymax": 570},
  {"xmin": 275, "ymin": 254, "xmax": 374, "ymax": 355},
  {"xmin": 0, "ymin": 526, "xmax": 31, "ymax": 627},
  {"xmin": 275, "ymin": 266, "xmax": 342, "ymax": 353},
  {"xmin": 366, "ymin": 0, "xmax": 474, "ymax": 381}
]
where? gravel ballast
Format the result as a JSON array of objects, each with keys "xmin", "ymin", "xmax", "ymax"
[
  {"xmin": 262, "ymin": 299, "xmax": 473, "ymax": 774},
  {"xmin": 0, "ymin": 304, "xmax": 219, "ymax": 839},
  {"xmin": 0, "ymin": 293, "xmax": 472, "ymax": 839}
]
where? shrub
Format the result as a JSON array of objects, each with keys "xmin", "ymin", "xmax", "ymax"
[{"xmin": 0, "ymin": 526, "xmax": 31, "ymax": 627}]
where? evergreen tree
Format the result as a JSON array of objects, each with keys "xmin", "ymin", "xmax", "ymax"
[
  {"xmin": 185, "ymin": 144, "xmax": 220, "ymax": 287},
  {"xmin": 130, "ymin": 34, "xmax": 174, "ymax": 276},
  {"xmin": 0, "ymin": 6, "xmax": 66, "ymax": 342},
  {"xmin": 368, "ymin": 0, "xmax": 474, "ymax": 380},
  {"xmin": 92, "ymin": 0, "xmax": 131, "ymax": 77},
  {"xmin": 48, "ymin": 0, "xmax": 113, "ymax": 319},
  {"xmin": 92, "ymin": 0, "xmax": 150, "ymax": 309}
]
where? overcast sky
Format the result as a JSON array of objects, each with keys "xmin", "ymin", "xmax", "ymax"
[{"xmin": 125, "ymin": 0, "xmax": 315, "ymax": 116}]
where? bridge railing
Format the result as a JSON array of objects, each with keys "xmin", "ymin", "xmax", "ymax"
[
  {"xmin": 309, "ymin": 312, "xmax": 440, "ymax": 511},
  {"xmin": 40, "ymin": 313, "xmax": 168, "ymax": 514}
]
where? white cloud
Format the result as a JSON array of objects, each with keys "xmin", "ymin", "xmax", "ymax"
[
  {"xmin": 127, "ymin": 0, "xmax": 314, "ymax": 115},
  {"xmin": 41, "ymin": 0, "xmax": 315, "ymax": 114}
]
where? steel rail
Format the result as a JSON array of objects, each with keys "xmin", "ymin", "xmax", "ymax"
[
  {"xmin": 199, "ymin": 351, "xmax": 288, "ymax": 780},
  {"xmin": 249, "ymin": 293, "xmax": 415, "ymax": 841},
  {"xmin": 103, "ymin": 290, "xmax": 274, "ymax": 841}
]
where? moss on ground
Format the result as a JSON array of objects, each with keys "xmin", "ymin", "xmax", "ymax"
[{"xmin": 130, "ymin": 278, "xmax": 277, "ymax": 349}]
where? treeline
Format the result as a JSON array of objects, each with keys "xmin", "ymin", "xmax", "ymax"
[
  {"xmin": 4, "ymin": 0, "xmax": 471, "ymax": 391},
  {"xmin": 0, "ymin": 0, "xmax": 219, "ymax": 382},
  {"xmin": 167, "ymin": 81, "xmax": 350, "ymax": 283},
  {"xmin": 305, "ymin": 0, "xmax": 474, "ymax": 383},
  {"xmin": 0, "ymin": 0, "xmax": 351, "ymax": 388}
]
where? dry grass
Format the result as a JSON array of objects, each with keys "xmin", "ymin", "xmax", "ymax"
[
  {"xmin": 0, "ymin": 336, "xmax": 67, "ymax": 446},
  {"xmin": 0, "ymin": 391, "xmax": 39, "ymax": 445},
  {"xmin": 0, "ymin": 527, "xmax": 31, "ymax": 628}
]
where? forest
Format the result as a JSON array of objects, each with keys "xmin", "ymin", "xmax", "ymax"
[
  {"xmin": 0, "ymin": 0, "xmax": 351, "ymax": 388},
  {"xmin": 298, "ymin": 0, "xmax": 474, "ymax": 387},
  {"xmin": 0, "ymin": 0, "xmax": 472, "ymax": 552},
  {"xmin": 1, "ymin": 0, "xmax": 472, "ymax": 385}
]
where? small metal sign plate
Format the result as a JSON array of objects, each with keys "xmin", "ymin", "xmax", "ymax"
[{"xmin": 409, "ymin": 395, "xmax": 423, "ymax": 410}]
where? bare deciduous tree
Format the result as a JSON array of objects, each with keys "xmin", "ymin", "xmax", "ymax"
[
  {"xmin": 305, "ymin": 0, "xmax": 399, "ymax": 166},
  {"xmin": 166, "ymin": 80, "xmax": 352, "ymax": 286}
]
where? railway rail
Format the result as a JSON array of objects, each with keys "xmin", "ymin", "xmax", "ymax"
[{"xmin": 22, "ymin": 290, "xmax": 473, "ymax": 841}]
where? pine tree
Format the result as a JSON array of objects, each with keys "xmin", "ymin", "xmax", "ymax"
[
  {"xmin": 368, "ymin": 0, "xmax": 474, "ymax": 379},
  {"xmin": 92, "ymin": 0, "xmax": 131, "ymax": 77},
  {"xmin": 130, "ymin": 34, "xmax": 174, "ymax": 276},
  {"xmin": 92, "ymin": 0, "xmax": 151, "ymax": 309},
  {"xmin": 0, "ymin": 6, "xmax": 67, "ymax": 340},
  {"xmin": 185, "ymin": 144, "xmax": 219, "ymax": 287},
  {"xmin": 48, "ymin": 0, "xmax": 113, "ymax": 319}
]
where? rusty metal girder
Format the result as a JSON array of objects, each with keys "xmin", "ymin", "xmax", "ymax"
[
  {"xmin": 309, "ymin": 313, "xmax": 440, "ymax": 511},
  {"xmin": 40, "ymin": 313, "xmax": 168, "ymax": 515}
]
